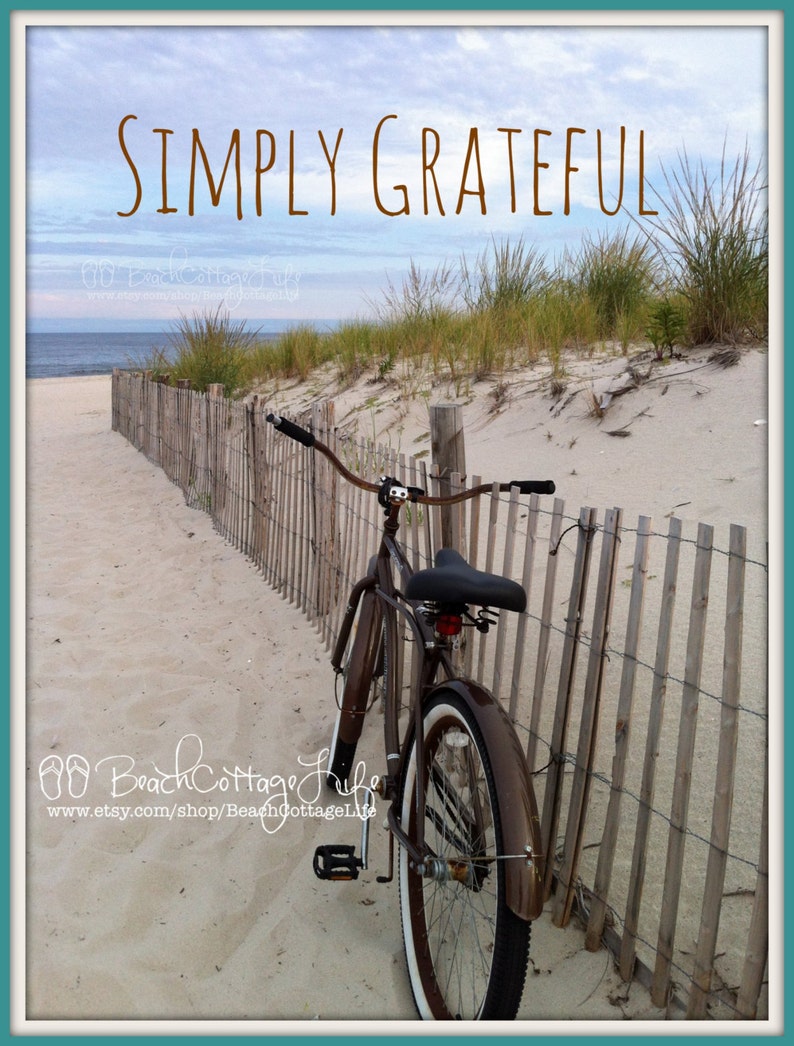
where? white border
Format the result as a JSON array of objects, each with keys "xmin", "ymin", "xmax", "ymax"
[{"xmin": 11, "ymin": 7, "xmax": 784, "ymax": 1038}]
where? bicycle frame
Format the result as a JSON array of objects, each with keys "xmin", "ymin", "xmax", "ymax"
[{"xmin": 332, "ymin": 496, "xmax": 545, "ymax": 923}]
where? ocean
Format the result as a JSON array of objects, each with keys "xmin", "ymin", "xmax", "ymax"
[
  {"xmin": 25, "ymin": 328, "xmax": 292, "ymax": 380},
  {"xmin": 26, "ymin": 331, "xmax": 172, "ymax": 380}
]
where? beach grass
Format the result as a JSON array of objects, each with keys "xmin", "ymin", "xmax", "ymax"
[
  {"xmin": 128, "ymin": 305, "xmax": 259, "ymax": 393},
  {"xmin": 133, "ymin": 147, "xmax": 767, "ymax": 398},
  {"xmin": 639, "ymin": 144, "xmax": 768, "ymax": 344}
]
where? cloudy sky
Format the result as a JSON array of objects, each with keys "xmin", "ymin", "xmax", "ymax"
[{"xmin": 22, "ymin": 14, "xmax": 771, "ymax": 332}]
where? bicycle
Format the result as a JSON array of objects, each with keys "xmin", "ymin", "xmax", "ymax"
[{"xmin": 267, "ymin": 413, "xmax": 556, "ymax": 1021}]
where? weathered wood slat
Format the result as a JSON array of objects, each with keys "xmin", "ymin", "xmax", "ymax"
[
  {"xmin": 406, "ymin": 453, "xmax": 421, "ymax": 572},
  {"xmin": 477, "ymin": 482, "xmax": 501, "ymax": 683},
  {"xmin": 429, "ymin": 463, "xmax": 443, "ymax": 557},
  {"xmin": 509, "ymin": 491, "xmax": 540, "ymax": 722},
  {"xmin": 552, "ymin": 506, "xmax": 622, "ymax": 928},
  {"xmin": 492, "ymin": 484, "xmax": 521, "ymax": 703},
  {"xmin": 541, "ymin": 506, "xmax": 598, "ymax": 902},
  {"xmin": 620, "ymin": 515, "xmax": 683, "ymax": 982},
  {"xmin": 586, "ymin": 514, "xmax": 653, "ymax": 950},
  {"xmin": 526, "ymin": 497, "xmax": 564, "ymax": 774},
  {"xmin": 419, "ymin": 459, "xmax": 432, "ymax": 568},
  {"xmin": 286, "ymin": 422, "xmax": 300, "ymax": 605},
  {"xmin": 735, "ymin": 733, "xmax": 768, "ymax": 1019},
  {"xmin": 463, "ymin": 475, "xmax": 483, "ymax": 678},
  {"xmin": 652, "ymin": 522, "xmax": 714, "ymax": 1008},
  {"xmin": 331, "ymin": 431, "xmax": 353, "ymax": 642},
  {"xmin": 687, "ymin": 523, "xmax": 747, "ymax": 1017}
]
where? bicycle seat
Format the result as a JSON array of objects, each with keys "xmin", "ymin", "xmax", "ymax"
[{"xmin": 405, "ymin": 548, "xmax": 527, "ymax": 613}]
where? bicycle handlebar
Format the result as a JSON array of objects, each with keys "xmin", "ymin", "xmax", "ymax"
[
  {"xmin": 267, "ymin": 413, "xmax": 316, "ymax": 447},
  {"xmin": 506, "ymin": 479, "xmax": 556, "ymax": 496},
  {"xmin": 266, "ymin": 413, "xmax": 555, "ymax": 502}
]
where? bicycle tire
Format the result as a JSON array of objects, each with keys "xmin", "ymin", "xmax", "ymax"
[
  {"xmin": 398, "ymin": 690, "xmax": 531, "ymax": 1020},
  {"xmin": 327, "ymin": 590, "xmax": 383, "ymax": 792}
]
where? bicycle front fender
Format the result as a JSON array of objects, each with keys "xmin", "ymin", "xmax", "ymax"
[{"xmin": 428, "ymin": 679, "xmax": 545, "ymax": 922}]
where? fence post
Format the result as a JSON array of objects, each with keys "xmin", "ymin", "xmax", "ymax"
[{"xmin": 429, "ymin": 403, "xmax": 466, "ymax": 551}]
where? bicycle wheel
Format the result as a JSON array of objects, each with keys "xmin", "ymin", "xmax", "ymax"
[
  {"xmin": 327, "ymin": 589, "xmax": 383, "ymax": 792},
  {"xmin": 398, "ymin": 690, "xmax": 531, "ymax": 1020}
]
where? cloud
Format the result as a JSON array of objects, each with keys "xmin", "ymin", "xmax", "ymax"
[{"xmin": 23, "ymin": 20, "xmax": 771, "ymax": 325}]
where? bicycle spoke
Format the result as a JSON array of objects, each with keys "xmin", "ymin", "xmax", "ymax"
[
  {"xmin": 425, "ymin": 762, "xmax": 479, "ymax": 856},
  {"xmin": 422, "ymin": 865, "xmax": 497, "ymax": 1015},
  {"xmin": 423, "ymin": 732, "xmax": 497, "ymax": 895},
  {"xmin": 424, "ymin": 801, "xmax": 469, "ymax": 856},
  {"xmin": 428, "ymin": 762, "xmax": 477, "ymax": 840},
  {"xmin": 463, "ymin": 743, "xmax": 489, "ymax": 855}
]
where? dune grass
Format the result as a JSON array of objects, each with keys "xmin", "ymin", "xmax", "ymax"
[
  {"xmin": 639, "ymin": 145, "xmax": 768, "ymax": 344},
  {"xmin": 129, "ymin": 306, "xmax": 260, "ymax": 393},
  {"xmin": 134, "ymin": 147, "xmax": 767, "ymax": 398},
  {"xmin": 562, "ymin": 228, "xmax": 657, "ymax": 352}
]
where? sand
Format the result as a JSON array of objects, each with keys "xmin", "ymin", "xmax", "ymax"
[
  {"xmin": 264, "ymin": 343, "xmax": 772, "ymax": 550},
  {"xmin": 19, "ymin": 344, "xmax": 777, "ymax": 1032}
]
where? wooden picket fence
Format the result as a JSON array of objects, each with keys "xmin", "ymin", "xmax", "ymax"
[{"xmin": 111, "ymin": 370, "xmax": 770, "ymax": 1021}]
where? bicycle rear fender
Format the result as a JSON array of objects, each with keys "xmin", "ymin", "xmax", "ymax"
[{"xmin": 427, "ymin": 679, "xmax": 545, "ymax": 922}]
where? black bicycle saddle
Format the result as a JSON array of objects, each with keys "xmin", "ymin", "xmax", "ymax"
[{"xmin": 404, "ymin": 548, "xmax": 527, "ymax": 613}]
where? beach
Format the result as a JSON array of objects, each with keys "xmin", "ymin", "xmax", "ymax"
[{"xmin": 20, "ymin": 347, "xmax": 774, "ymax": 1031}]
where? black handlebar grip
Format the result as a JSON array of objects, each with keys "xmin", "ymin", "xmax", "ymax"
[
  {"xmin": 509, "ymin": 480, "xmax": 556, "ymax": 495},
  {"xmin": 266, "ymin": 413, "xmax": 315, "ymax": 448}
]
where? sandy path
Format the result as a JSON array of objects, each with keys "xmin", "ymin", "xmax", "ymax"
[{"xmin": 21, "ymin": 375, "xmax": 670, "ymax": 1030}]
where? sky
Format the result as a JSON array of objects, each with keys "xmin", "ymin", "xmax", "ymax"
[{"xmin": 22, "ymin": 14, "xmax": 772, "ymax": 332}]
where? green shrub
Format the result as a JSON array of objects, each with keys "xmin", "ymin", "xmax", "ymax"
[{"xmin": 645, "ymin": 299, "xmax": 688, "ymax": 359}]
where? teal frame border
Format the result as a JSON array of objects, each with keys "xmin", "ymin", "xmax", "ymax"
[{"xmin": 4, "ymin": 3, "xmax": 786, "ymax": 1042}]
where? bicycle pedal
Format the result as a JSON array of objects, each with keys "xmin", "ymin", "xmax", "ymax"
[{"xmin": 313, "ymin": 844, "xmax": 363, "ymax": 881}]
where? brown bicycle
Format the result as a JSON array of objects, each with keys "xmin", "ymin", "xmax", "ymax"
[{"xmin": 268, "ymin": 413, "xmax": 556, "ymax": 1021}]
